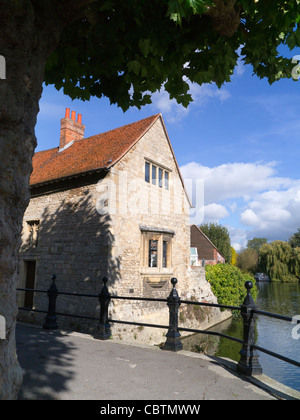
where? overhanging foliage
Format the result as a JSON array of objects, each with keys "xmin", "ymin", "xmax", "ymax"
[{"xmin": 44, "ymin": 0, "xmax": 300, "ymax": 110}]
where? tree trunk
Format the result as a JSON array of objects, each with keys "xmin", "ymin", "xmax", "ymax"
[{"xmin": 0, "ymin": 2, "xmax": 63, "ymax": 399}]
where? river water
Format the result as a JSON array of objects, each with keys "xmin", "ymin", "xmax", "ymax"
[{"xmin": 182, "ymin": 282, "xmax": 300, "ymax": 391}]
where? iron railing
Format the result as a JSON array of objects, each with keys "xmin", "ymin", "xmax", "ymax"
[{"xmin": 17, "ymin": 275, "xmax": 300, "ymax": 377}]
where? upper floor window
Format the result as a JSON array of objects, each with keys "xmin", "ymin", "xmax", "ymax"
[
  {"xmin": 152, "ymin": 165, "xmax": 157, "ymax": 185},
  {"xmin": 145, "ymin": 161, "xmax": 169, "ymax": 190},
  {"xmin": 145, "ymin": 161, "xmax": 150, "ymax": 183},
  {"xmin": 158, "ymin": 168, "xmax": 163, "ymax": 188},
  {"xmin": 164, "ymin": 172, "xmax": 169, "ymax": 190}
]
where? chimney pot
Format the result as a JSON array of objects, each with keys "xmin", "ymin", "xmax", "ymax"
[
  {"xmin": 59, "ymin": 109, "xmax": 85, "ymax": 150},
  {"xmin": 65, "ymin": 108, "xmax": 70, "ymax": 119}
]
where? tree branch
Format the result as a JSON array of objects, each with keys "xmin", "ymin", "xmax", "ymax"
[
  {"xmin": 53, "ymin": 0, "xmax": 100, "ymax": 25},
  {"xmin": 73, "ymin": 0, "xmax": 99, "ymax": 9},
  {"xmin": 205, "ymin": 0, "xmax": 242, "ymax": 37}
]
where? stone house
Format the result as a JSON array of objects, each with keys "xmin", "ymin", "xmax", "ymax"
[
  {"xmin": 190, "ymin": 224, "xmax": 225, "ymax": 266},
  {"xmin": 18, "ymin": 110, "xmax": 226, "ymax": 343}
]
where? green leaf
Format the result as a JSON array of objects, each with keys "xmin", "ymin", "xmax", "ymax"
[
  {"xmin": 287, "ymin": 33, "xmax": 296, "ymax": 50},
  {"xmin": 127, "ymin": 60, "xmax": 142, "ymax": 76},
  {"xmin": 139, "ymin": 39, "xmax": 151, "ymax": 58},
  {"xmin": 43, "ymin": 0, "xmax": 300, "ymax": 109},
  {"xmin": 295, "ymin": 27, "xmax": 300, "ymax": 46}
]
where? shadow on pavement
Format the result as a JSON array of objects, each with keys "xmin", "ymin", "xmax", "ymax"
[{"xmin": 17, "ymin": 323, "xmax": 77, "ymax": 400}]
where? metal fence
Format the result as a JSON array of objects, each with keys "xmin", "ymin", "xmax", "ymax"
[{"xmin": 17, "ymin": 275, "xmax": 300, "ymax": 377}]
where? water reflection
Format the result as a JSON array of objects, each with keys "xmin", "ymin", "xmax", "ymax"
[
  {"xmin": 256, "ymin": 282, "xmax": 300, "ymax": 391},
  {"xmin": 182, "ymin": 282, "xmax": 300, "ymax": 391}
]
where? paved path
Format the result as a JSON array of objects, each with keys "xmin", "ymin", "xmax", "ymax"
[{"xmin": 16, "ymin": 323, "xmax": 299, "ymax": 401}]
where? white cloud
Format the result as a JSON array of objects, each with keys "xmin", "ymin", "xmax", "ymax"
[
  {"xmin": 203, "ymin": 203, "xmax": 229, "ymax": 223},
  {"xmin": 180, "ymin": 161, "xmax": 291, "ymax": 204},
  {"xmin": 240, "ymin": 209, "xmax": 260, "ymax": 226},
  {"xmin": 151, "ymin": 82, "xmax": 230, "ymax": 123},
  {"xmin": 229, "ymin": 202, "xmax": 237, "ymax": 213},
  {"xmin": 232, "ymin": 46, "xmax": 246, "ymax": 78},
  {"xmin": 228, "ymin": 227, "xmax": 248, "ymax": 251},
  {"xmin": 189, "ymin": 83, "xmax": 231, "ymax": 105},
  {"xmin": 151, "ymin": 89, "xmax": 189, "ymax": 123},
  {"xmin": 239, "ymin": 184, "xmax": 300, "ymax": 241},
  {"xmin": 234, "ymin": 59, "xmax": 246, "ymax": 76},
  {"xmin": 180, "ymin": 160, "xmax": 300, "ymax": 246}
]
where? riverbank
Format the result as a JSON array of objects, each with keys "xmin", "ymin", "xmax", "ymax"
[{"xmin": 182, "ymin": 282, "xmax": 300, "ymax": 393}]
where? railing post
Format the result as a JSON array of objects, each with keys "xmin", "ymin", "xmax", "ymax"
[
  {"xmin": 43, "ymin": 274, "xmax": 58, "ymax": 330},
  {"xmin": 163, "ymin": 278, "xmax": 183, "ymax": 352},
  {"xmin": 95, "ymin": 277, "xmax": 111, "ymax": 340},
  {"xmin": 237, "ymin": 281, "xmax": 262, "ymax": 376}
]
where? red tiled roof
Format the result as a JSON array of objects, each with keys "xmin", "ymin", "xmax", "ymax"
[{"xmin": 30, "ymin": 114, "xmax": 160, "ymax": 186}]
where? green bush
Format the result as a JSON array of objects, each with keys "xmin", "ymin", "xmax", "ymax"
[{"xmin": 205, "ymin": 264, "xmax": 258, "ymax": 310}]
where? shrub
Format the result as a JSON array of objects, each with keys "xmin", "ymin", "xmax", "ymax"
[{"xmin": 205, "ymin": 264, "xmax": 258, "ymax": 310}]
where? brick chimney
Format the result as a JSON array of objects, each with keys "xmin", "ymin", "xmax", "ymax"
[{"xmin": 59, "ymin": 108, "xmax": 85, "ymax": 150}]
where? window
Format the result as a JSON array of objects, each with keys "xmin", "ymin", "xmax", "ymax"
[
  {"xmin": 141, "ymin": 228, "xmax": 173, "ymax": 271},
  {"xmin": 163, "ymin": 241, "xmax": 168, "ymax": 268},
  {"xmin": 145, "ymin": 161, "xmax": 150, "ymax": 183},
  {"xmin": 159, "ymin": 168, "xmax": 163, "ymax": 188},
  {"xmin": 145, "ymin": 161, "xmax": 170, "ymax": 190},
  {"xmin": 152, "ymin": 165, "xmax": 157, "ymax": 185},
  {"xmin": 164, "ymin": 171, "xmax": 169, "ymax": 190},
  {"xmin": 25, "ymin": 220, "xmax": 40, "ymax": 247},
  {"xmin": 149, "ymin": 239, "xmax": 158, "ymax": 267},
  {"xmin": 190, "ymin": 247, "xmax": 199, "ymax": 266}
]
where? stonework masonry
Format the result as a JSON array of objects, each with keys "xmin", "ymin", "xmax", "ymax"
[{"xmin": 18, "ymin": 116, "xmax": 230, "ymax": 344}]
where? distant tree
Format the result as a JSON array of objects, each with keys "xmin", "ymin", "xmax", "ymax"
[
  {"xmin": 291, "ymin": 247, "xmax": 300, "ymax": 279},
  {"xmin": 200, "ymin": 223, "xmax": 231, "ymax": 263},
  {"xmin": 259, "ymin": 241, "xmax": 299, "ymax": 283},
  {"xmin": 230, "ymin": 247, "xmax": 237, "ymax": 266},
  {"xmin": 289, "ymin": 228, "xmax": 300, "ymax": 248},
  {"xmin": 247, "ymin": 238, "xmax": 268, "ymax": 253},
  {"xmin": 237, "ymin": 248, "xmax": 258, "ymax": 274}
]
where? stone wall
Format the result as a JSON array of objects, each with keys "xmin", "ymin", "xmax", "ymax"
[
  {"xmin": 179, "ymin": 266, "xmax": 231, "ymax": 334},
  {"xmin": 18, "ymin": 182, "xmax": 116, "ymax": 332}
]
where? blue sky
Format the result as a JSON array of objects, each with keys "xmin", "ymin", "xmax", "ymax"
[{"xmin": 36, "ymin": 49, "xmax": 300, "ymax": 251}]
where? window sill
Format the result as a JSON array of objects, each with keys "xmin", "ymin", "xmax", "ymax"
[{"xmin": 140, "ymin": 267, "xmax": 173, "ymax": 276}]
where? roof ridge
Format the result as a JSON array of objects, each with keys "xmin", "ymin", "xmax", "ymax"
[
  {"xmin": 34, "ymin": 146, "xmax": 58, "ymax": 156},
  {"xmin": 85, "ymin": 113, "xmax": 161, "ymax": 142}
]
